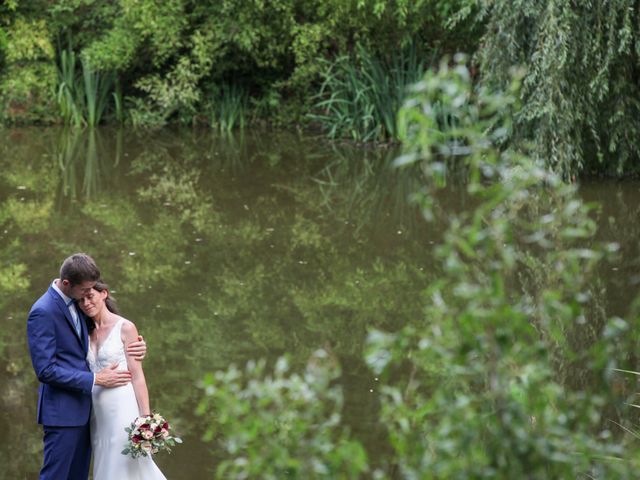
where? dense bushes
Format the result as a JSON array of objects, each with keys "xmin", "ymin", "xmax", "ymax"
[
  {"xmin": 0, "ymin": 17, "xmax": 57, "ymax": 124},
  {"xmin": 3, "ymin": 0, "xmax": 640, "ymax": 173},
  {"xmin": 0, "ymin": 0, "xmax": 478, "ymax": 128}
]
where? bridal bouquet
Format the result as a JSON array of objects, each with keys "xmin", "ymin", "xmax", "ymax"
[{"xmin": 122, "ymin": 413, "xmax": 182, "ymax": 458}]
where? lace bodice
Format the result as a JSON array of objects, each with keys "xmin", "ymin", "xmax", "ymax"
[{"xmin": 87, "ymin": 318, "xmax": 127, "ymax": 372}]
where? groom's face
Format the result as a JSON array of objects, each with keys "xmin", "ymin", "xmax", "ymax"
[{"xmin": 64, "ymin": 280, "xmax": 97, "ymax": 300}]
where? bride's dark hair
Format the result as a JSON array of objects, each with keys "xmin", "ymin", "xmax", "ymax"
[
  {"xmin": 94, "ymin": 280, "xmax": 120, "ymax": 314},
  {"xmin": 86, "ymin": 280, "xmax": 120, "ymax": 332}
]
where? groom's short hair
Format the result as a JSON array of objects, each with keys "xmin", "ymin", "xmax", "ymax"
[{"xmin": 60, "ymin": 253, "xmax": 100, "ymax": 285}]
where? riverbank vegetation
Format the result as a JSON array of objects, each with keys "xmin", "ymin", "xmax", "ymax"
[
  {"xmin": 0, "ymin": 0, "xmax": 477, "ymax": 128},
  {"xmin": 4, "ymin": 1, "xmax": 639, "ymax": 176}
]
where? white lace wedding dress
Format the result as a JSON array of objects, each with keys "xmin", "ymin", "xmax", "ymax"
[{"xmin": 87, "ymin": 318, "xmax": 167, "ymax": 480}]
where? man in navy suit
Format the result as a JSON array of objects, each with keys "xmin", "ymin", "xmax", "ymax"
[{"xmin": 27, "ymin": 253, "xmax": 146, "ymax": 480}]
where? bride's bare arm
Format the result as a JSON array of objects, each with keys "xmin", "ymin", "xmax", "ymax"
[{"xmin": 122, "ymin": 319, "xmax": 151, "ymax": 416}]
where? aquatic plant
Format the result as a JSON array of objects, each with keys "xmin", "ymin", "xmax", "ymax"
[
  {"xmin": 208, "ymin": 83, "xmax": 248, "ymax": 132},
  {"xmin": 81, "ymin": 59, "xmax": 114, "ymax": 126},
  {"xmin": 56, "ymin": 48, "xmax": 115, "ymax": 126},
  {"xmin": 56, "ymin": 49, "xmax": 84, "ymax": 126},
  {"xmin": 310, "ymin": 44, "xmax": 428, "ymax": 142}
]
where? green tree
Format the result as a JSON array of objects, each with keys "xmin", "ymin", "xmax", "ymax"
[{"xmin": 475, "ymin": 0, "xmax": 640, "ymax": 177}]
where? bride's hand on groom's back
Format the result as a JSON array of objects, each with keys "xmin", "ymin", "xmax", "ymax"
[
  {"xmin": 126, "ymin": 335, "xmax": 146, "ymax": 361},
  {"xmin": 95, "ymin": 363, "xmax": 132, "ymax": 387}
]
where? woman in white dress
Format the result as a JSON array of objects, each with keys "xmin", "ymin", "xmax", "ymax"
[{"xmin": 79, "ymin": 280, "xmax": 167, "ymax": 480}]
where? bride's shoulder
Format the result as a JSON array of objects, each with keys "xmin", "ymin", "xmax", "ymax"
[{"xmin": 117, "ymin": 316, "xmax": 138, "ymax": 336}]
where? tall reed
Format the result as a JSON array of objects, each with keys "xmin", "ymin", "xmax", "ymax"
[
  {"xmin": 57, "ymin": 50, "xmax": 84, "ymax": 126},
  {"xmin": 209, "ymin": 83, "xmax": 248, "ymax": 132},
  {"xmin": 311, "ymin": 44, "xmax": 429, "ymax": 142},
  {"xmin": 82, "ymin": 60, "xmax": 114, "ymax": 126},
  {"xmin": 56, "ymin": 47, "xmax": 115, "ymax": 126},
  {"xmin": 113, "ymin": 79, "xmax": 124, "ymax": 124}
]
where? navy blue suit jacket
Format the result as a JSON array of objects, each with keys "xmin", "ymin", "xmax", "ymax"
[{"xmin": 27, "ymin": 285, "xmax": 94, "ymax": 426}]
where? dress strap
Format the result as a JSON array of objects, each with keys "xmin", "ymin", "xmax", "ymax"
[
  {"xmin": 114, "ymin": 317, "xmax": 125, "ymax": 339},
  {"xmin": 103, "ymin": 317, "xmax": 125, "ymax": 349}
]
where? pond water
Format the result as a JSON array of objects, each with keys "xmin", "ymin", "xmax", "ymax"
[{"xmin": 0, "ymin": 128, "xmax": 639, "ymax": 478}]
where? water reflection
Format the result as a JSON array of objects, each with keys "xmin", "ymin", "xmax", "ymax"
[
  {"xmin": 53, "ymin": 128, "xmax": 124, "ymax": 204},
  {"xmin": 581, "ymin": 180, "xmax": 640, "ymax": 319},
  {"xmin": 311, "ymin": 143, "xmax": 423, "ymax": 233},
  {"xmin": 0, "ymin": 127, "xmax": 429, "ymax": 478},
  {"xmin": 2, "ymin": 128, "xmax": 640, "ymax": 478}
]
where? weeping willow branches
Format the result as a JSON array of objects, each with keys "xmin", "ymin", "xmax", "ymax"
[{"xmin": 476, "ymin": 0, "xmax": 640, "ymax": 177}]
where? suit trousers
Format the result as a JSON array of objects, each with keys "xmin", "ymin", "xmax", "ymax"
[{"xmin": 40, "ymin": 423, "xmax": 91, "ymax": 480}]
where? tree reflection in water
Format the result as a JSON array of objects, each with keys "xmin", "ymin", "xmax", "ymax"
[
  {"xmin": 2, "ymin": 128, "xmax": 640, "ymax": 477},
  {"xmin": 0, "ymin": 127, "xmax": 429, "ymax": 478}
]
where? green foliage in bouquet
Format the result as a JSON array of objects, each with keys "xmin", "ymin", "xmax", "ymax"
[
  {"xmin": 122, "ymin": 413, "xmax": 182, "ymax": 458},
  {"xmin": 364, "ymin": 56, "xmax": 640, "ymax": 478},
  {"xmin": 197, "ymin": 350, "xmax": 367, "ymax": 480}
]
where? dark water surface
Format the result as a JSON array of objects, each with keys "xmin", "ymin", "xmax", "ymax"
[{"xmin": 0, "ymin": 128, "xmax": 639, "ymax": 478}]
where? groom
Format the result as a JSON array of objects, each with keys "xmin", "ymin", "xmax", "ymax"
[{"xmin": 27, "ymin": 253, "xmax": 147, "ymax": 480}]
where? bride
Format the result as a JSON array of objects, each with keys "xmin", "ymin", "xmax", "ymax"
[{"xmin": 79, "ymin": 280, "xmax": 167, "ymax": 480}]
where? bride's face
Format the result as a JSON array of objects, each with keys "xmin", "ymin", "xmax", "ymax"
[{"xmin": 79, "ymin": 288, "xmax": 108, "ymax": 318}]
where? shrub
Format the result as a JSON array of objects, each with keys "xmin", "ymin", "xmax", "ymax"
[
  {"xmin": 0, "ymin": 19, "xmax": 57, "ymax": 124},
  {"xmin": 364, "ymin": 56, "xmax": 640, "ymax": 477},
  {"xmin": 197, "ymin": 351, "xmax": 368, "ymax": 479}
]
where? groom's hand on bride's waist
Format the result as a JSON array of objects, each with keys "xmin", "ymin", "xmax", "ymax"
[{"xmin": 95, "ymin": 363, "xmax": 132, "ymax": 387}]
